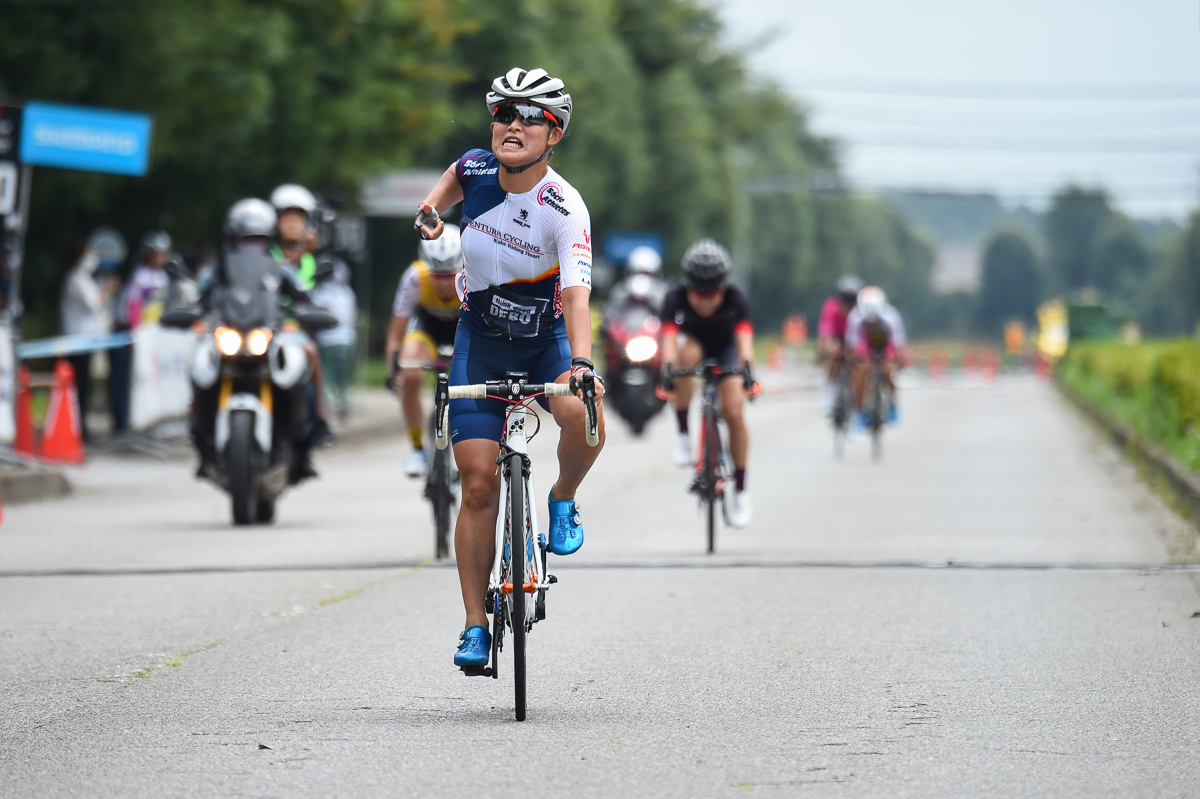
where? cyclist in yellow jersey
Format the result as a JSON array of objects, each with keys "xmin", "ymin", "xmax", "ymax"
[{"xmin": 386, "ymin": 224, "xmax": 464, "ymax": 477}]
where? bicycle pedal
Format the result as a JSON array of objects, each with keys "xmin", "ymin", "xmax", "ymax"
[
  {"xmin": 546, "ymin": 574, "xmax": 558, "ymax": 584},
  {"xmin": 458, "ymin": 665, "xmax": 493, "ymax": 678}
]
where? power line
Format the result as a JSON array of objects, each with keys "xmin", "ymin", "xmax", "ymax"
[{"xmin": 782, "ymin": 76, "xmax": 1200, "ymax": 101}]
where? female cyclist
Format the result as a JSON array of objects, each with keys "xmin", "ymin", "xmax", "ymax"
[{"xmin": 413, "ymin": 67, "xmax": 606, "ymax": 670}]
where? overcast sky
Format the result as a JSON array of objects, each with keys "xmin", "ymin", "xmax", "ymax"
[{"xmin": 716, "ymin": 0, "xmax": 1200, "ymax": 219}]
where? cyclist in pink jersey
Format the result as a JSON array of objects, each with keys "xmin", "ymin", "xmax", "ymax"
[{"xmin": 816, "ymin": 274, "xmax": 861, "ymax": 414}]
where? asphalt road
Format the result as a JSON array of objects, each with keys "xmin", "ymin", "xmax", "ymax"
[{"xmin": 3, "ymin": 371, "xmax": 1199, "ymax": 797}]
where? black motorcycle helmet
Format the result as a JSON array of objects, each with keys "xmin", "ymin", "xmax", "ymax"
[{"xmin": 681, "ymin": 239, "xmax": 732, "ymax": 293}]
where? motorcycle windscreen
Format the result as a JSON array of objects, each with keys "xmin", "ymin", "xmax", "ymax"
[{"xmin": 215, "ymin": 250, "xmax": 281, "ymax": 331}]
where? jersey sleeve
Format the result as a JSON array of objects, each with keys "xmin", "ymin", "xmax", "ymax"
[
  {"xmin": 552, "ymin": 193, "xmax": 593, "ymax": 291},
  {"xmin": 391, "ymin": 265, "xmax": 421, "ymax": 318},
  {"xmin": 817, "ymin": 298, "xmax": 840, "ymax": 339},
  {"xmin": 844, "ymin": 308, "xmax": 862, "ymax": 349},
  {"xmin": 885, "ymin": 305, "xmax": 908, "ymax": 347},
  {"xmin": 455, "ymin": 149, "xmax": 491, "ymax": 184},
  {"xmin": 659, "ymin": 286, "xmax": 683, "ymax": 334},
  {"xmin": 730, "ymin": 286, "xmax": 753, "ymax": 336}
]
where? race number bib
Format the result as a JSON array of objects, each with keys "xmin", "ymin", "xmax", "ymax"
[{"xmin": 483, "ymin": 284, "xmax": 551, "ymax": 338}]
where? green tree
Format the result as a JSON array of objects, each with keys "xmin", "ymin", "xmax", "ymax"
[
  {"xmin": 0, "ymin": 0, "xmax": 471, "ymax": 336},
  {"xmin": 1043, "ymin": 185, "xmax": 1113, "ymax": 292},
  {"xmin": 976, "ymin": 229, "xmax": 1042, "ymax": 333},
  {"xmin": 1095, "ymin": 214, "xmax": 1150, "ymax": 295}
]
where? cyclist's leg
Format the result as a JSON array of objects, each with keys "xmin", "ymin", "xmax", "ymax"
[
  {"xmin": 672, "ymin": 334, "xmax": 704, "ymax": 438},
  {"xmin": 720, "ymin": 378, "xmax": 748, "ymax": 470},
  {"xmin": 399, "ymin": 331, "xmax": 436, "ymax": 444},
  {"xmin": 533, "ymin": 327, "xmax": 605, "ymax": 501},
  {"xmin": 453, "ymin": 436, "xmax": 502, "ymax": 629},
  {"xmin": 447, "ymin": 326, "xmax": 507, "ymax": 630}
]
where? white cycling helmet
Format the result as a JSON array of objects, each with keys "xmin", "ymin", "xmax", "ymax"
[
  {"xmin": 486, "ymin": 67, "xmax": 573, "ymax": 133},
  {"xmin": 270, "ymin": 184, "xmax": 317, "ymax": 217},
  {"xmin": 627, "ymin": 246, "xmax": 662, "ymax": 275},
  {"xmin": 857, "ymin": 286, "xmax": 886, "ymax": 323},
  {"xmin": 419, "ymin": 224, "xmax": 463, "ymax": 274},
  {"xmin": 224, "ymin": 198, "xmax": 277, "ymax": 239}
]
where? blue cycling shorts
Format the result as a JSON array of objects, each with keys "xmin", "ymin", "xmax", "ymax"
[{"xmin": 448, "ymin": 321, "xmax": 573, "ymax": 443}]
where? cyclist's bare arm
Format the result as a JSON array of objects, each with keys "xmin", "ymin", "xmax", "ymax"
[
  {"xmin": 385, "ymin": 314, "xmax": 409, "ymax": 372},
  {"xmin": 660, "ymin": 330, "xmax": 678, "ymax": 373},
  {"xmin": 735, "ymin": 328, "xmax": 754, "ymax": 369},
  {"xmin": 416, "ymin": 164, "xmax": 465, "ymax": 239}
]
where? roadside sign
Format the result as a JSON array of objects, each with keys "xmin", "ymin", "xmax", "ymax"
[
  {"xmin": 19, "ymin": 102, "xmax": 153, "ymax": 176},
  {"xmin": 602, "ymin": 231, "xmax": 665, "ymax": 265},
  {"xmin": 361, "ymin": 170, "xmax": 444, "ymax": 216},
  {"xmin": 88, "ymin": 226, "xmax": 127, "ymax": 268}
]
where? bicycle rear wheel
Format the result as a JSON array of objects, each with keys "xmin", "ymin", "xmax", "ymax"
[{"xmin": 507, "ymin": 463, "xmax": 528, "ymax": 721}]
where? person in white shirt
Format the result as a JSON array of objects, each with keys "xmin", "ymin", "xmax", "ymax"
[
  {"xmin": 60, "ymin": 242, "xmax": 118, "ymax": 441},
  {"xmin": 310, "ymin": 257, "xmax": 358, "ymax": 420}
]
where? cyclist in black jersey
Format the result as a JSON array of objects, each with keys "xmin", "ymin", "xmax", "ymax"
[{"xmin": 657, "ymin": 239, "xmax": 761, "ymax": 528}]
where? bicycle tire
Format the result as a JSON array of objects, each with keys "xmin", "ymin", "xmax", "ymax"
[
  {"xmin": 704, "ymin": 409, "xmax": 721, "ymax": 555},
  {"xmin": 868, "ymin": 365, "xmax": 884, "ymax": 463},
  {"xmin": 432, "ymin": 450, "xmax": 452, "ymax": 559},
  {"xmin": 508, "ymin": 460, "xmax": 528, "ymax": 721}
]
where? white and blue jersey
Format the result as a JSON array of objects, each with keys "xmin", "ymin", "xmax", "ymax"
[
  {"xmin": 448, "ymin": 149, "xmax": 593, "ymax": 442},
  {"xmin": 456, "ymin": 149, "xmax": 592, "ymax": 340}
]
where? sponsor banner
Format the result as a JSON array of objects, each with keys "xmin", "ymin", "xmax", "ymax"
[
  {"xmin": 130, "ymin": 324, "xmax": 197, "ymax": 431},
  {"xmin": 20, "ymin": 102, "xmax": 153, "ymax": 176}
]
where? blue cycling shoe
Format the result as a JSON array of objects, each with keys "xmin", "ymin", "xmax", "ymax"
[
  {"xmin": 547, "ymin": 492, "xmax": 584, "ymax": 555},
  {"xmin": 888, "ymin": 402, "xmax": 899, "ymax": 424},
  {"xmin": 453, "ymin": 625, "xmax": 490, "ymax": 669}
]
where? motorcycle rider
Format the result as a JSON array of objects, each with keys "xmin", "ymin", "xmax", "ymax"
[
  {"xmin": 191, "ymin": 198, "xmax": 325, "ymax": 482},
  {"xmin": 602, "ymin": 245, "xmax": 667, "ymax": 325},
  {"xmin": 385, "ymin": 224, "xmax": 464, "ymax": 478},
  {"xmin": 269, "ymin": 183, "xmax": 333, "ymax": 446}
]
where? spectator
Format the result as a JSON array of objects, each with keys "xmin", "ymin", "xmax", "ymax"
[
  {"xmin": 122, "ymin": 231, "xmax": 172, "ymax": 328},
  {"xmin": 310, "ymin": 257, "xmax": 357, "ymax": 421},
  {"xmin": 60, "ymin": 242, "xmax": 117, "ymax": 441}
]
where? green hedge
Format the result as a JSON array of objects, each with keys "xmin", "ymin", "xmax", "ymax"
[{"xmin": 1060, "ymin": 339, "xmax": 1200, "ymax": 473}]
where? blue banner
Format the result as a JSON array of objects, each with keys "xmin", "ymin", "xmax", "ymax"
[
  {"xmin": 602, "ymin": 231, "xmax": 666, "ymax": 265},
  {"xmin": 19, "ymin": 103, "xmax": 153, "ymax": 176}
]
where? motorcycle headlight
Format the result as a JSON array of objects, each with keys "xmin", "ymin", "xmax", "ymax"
[
  {"xmin": 625, "ymin": 335, "xmax": 658, "ymax": 363},
  {"xmin": 215, "ymin": 327, "xmax": 243, "ymax": 356},
  {"xmin": 246, "ymin": 328, "xmax": 272, "ymax": 356}
]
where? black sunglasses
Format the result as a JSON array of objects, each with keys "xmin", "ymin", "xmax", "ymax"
[{"xmin": 493, "ymin": 103, "xmax": 560, "ymax": 128}]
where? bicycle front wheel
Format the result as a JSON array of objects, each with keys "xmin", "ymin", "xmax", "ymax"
[
  {"xmin": 508, "ymin": 464, "xmax": 528, "ymax": 721},
  {"xmin": 704, "ymin": 411, "xmax": 721, "ymax": 555}
]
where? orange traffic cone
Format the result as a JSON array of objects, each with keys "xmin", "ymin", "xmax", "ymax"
[
  {"xmin": 39, "ymin": 360, "xmax": 85, "ymax": 464},
  {"xmin": 15, "ymin": 366, "xmax": 35, "ymax": 458}
]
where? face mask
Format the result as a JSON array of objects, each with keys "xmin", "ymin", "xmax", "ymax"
[{"xmin": 81, "ymin": 251, "xmax": 100, "ymax": 274}]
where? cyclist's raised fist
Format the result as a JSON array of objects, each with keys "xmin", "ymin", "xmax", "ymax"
[{"xmin": 414, "ymin": 203, "xmax": 444, "ymax": 240}]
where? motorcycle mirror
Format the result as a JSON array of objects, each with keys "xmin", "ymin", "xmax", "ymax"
[
  {"xmin": 294, "ymin": 305, "xmax": 339, "ymax": 332},
  {"xmin": 164, "ymin": 257, "xmax": 191, "ymax": 281},
  {"xmin": 160, "ymin": 305, "xmax": 202, "ymax": 329}
]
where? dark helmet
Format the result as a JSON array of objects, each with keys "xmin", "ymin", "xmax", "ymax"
[
  {"xmin": 681, "ymin": 238, "xmax": 732, "ymax": 292},
  {"xmin": 836, "ymin": 274, "xmax": 863, "ymax": 304}
]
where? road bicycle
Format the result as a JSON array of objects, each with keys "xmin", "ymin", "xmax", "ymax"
[
  {"xmin": 861, "ymin": 351, "xmax": 890, "ymax": 463},
  {"xmin": 669, "ymin": 361, "xmax": 744, "ymax": 555},
  {"xmin": 828, "ymin": 354, "xmax": 854, "ymax": 459},
  {"xmin": 433, "ymin": 370, "xmax": 599, "ymax": 721},
  {"xmin": 393, "ymin": 347, "xmax": 459, "ymax": 559}
]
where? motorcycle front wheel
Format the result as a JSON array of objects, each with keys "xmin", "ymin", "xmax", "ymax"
[{"xmin": 228, "ymin": 409, "xmax": 260, "ymax": 526}]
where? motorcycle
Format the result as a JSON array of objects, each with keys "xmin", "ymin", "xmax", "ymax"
[
  {"xmin": 601, "ymin": 301, "xmax": 665, "ymax": 436},
  {"xmin": 162, "ymin": 249, "xmax": 336, "ymax": 526}
]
